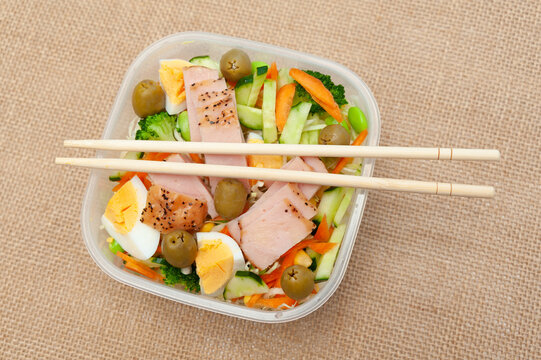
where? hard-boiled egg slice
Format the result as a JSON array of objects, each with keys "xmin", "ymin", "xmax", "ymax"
[
  {"xmin": 159, "ymin": 59, "xmax": 191, "ymax": 115},
  {"xmin": 101, "ymin": 176, "xmax": 160, "ymax": 260},
  {"xmin": 195, "ymin": 232, "xmax": 245, "ymax": 297},
  {"xmin": 165, "ymin": 96, "xmax": 186, "ymax": 115}
]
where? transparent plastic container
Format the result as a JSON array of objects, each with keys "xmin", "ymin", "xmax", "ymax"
[{"xmin": 81, "ymin": 32, "xmax": 380, "ymax": 323}]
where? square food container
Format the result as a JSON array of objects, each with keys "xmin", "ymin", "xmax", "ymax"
[{"xmin": 81, "ymin": 32, "xmax": 380, "ymax": 323}]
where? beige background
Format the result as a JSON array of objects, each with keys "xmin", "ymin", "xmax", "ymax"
[{"xmin": 1, "ymin": 0, "xmax": 540, "ymax": 359}]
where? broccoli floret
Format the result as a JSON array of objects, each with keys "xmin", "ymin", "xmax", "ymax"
[
  {"xmin": 153, "ymin": 258, "xmax": 200, "ymax": 292},
  {"xmin": 135, "ymin": 111, "xmax": 177, "ymax": 141},
  {"xmin": 294, "ymin": 70, "xmax": 348, "ymax": 114}
]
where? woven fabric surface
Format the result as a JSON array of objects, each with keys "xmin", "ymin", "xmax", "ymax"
[{"xmin": 1, "ymin": 0, "xmax": 539, "ymax": 359}]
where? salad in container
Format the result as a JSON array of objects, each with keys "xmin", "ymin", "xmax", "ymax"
[{"xmin": 82, "ymin": 32, "xmax": 380, "ymax": 322}]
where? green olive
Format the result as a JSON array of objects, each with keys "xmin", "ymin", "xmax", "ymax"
[
  {"xmin": 132, "ymin": 80, "xmax": 165, "ymax": 118},
  {"xmin": 280, "ymin": 265, "xmax": 315, "ymax": 301},
  {"xmin": 161, "ymin": 230, "xmax": 197, "ymax": 268},
  {"xmin": 214, "ymin": 179, "xmax": 247, "ymax": 220},
  {"xmin": 318, "ymin": 124, "xmax": 351, "ymax": 146},
  {"xmin": 220, "ymin": 49, "xmax": 251, "ymax": 83}
]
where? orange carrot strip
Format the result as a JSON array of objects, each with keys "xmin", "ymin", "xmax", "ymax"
[
  {"xmin": 220, "ymin": 225, "xmax": 232, "ymax": 237},
  {"xmin": 266, "ymin": 62, "xmax": 278, "ymax": 81},
  {"xmin": 246, "ymin": 293, "xmax": 263, "ymax": 307},
  {"xmin": 189, "ymin": 153, "xmax": 204, "ymax": 164},
  {"xmin": 254, "ymin": 295, "xmax": 296, "ymax": 309},
  {"xmin": 261, "ymin": 270, "xmax": 282, "ymax": 284},
  {"xmin": 313, "ymin": 215, "xmax": 332, "ymax": 241},
  {"xmin": 275, "ymin": 83, "xmax": 296, "ymax": 132},
  {"xmin": 151, "ymin": 152, "xmax": 172, "ymax": 161},
  {"xmin": 332, "ymin": 130, "xmax": 368, "ymax": 174},
  {"xmin": 289, "ymin": 68, "xmax": 343, "ymax": 122},
  {"xmin": 308, "ymin": 242, "xmax": 337, "ymax": 254},
  {"xmin": 117, "ymin": 252, "xmax": 163, "ymax": 281},
  {"xmin": 212, "ymin": 216, "xmax": 224, "ymax": 221}
]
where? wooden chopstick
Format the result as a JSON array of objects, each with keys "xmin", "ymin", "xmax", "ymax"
[
  {"xmin": 64, "ymin": 140, "xmax": 501, "ymax": 161},
  {"xmin": 55, "ymin": 157, "xmax": 496, "ymax": 198}
]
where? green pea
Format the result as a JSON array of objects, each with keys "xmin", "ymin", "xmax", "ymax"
[
  {"xmin": 324, "ymin": 116, "xmax": 350, "ymax": 134},
  {"xmin": 108, "ymin": 239, "xmax": 124, "ymax": 254},
  {"xmin": 348, "ymin": 107, "xmax": 368, "ymax": 133},
  {"xmin": 177, "ymin": 111, "xmax": 190, "ymax": 141}
]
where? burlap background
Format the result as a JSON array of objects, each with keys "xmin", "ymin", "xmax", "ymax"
[{"xmin": 1, "ymin": 0, "xmax": 539, "ymax": 359}]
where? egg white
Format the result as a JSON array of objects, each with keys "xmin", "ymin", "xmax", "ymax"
[
  {"xmin": 196, "ymin": 232, "xmax": 246, "ymax": 297},
  {"xmin": 101, "ymin": 176, "xmax": 160, "ymax": 260},
  {"xmin": 165, "ymin": 96, "xmax": 186, "ymax": 115}
]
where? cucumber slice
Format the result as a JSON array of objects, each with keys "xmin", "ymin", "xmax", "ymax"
[
  {"xmin": 308, "ymin": 129, "xmax": 320, "ymax": 145},
  {"xmin": 176, "ymin": 110, "xmax": 190, "ymax": 141},
  {"xmin": 223, "ymin": 270, "xmax": 269, "ymax": 300},
  {"xmin": 279, "ymin": 102, "xmax": 312, "ymax": 144},
  {"xmin": 315, "ymin": 224, "xmax": 346, "ymax": 282},
  {"xmin": 262, "ymin": 79, "xmax": 277, "ymax": 143},
  {"xmin": 189, "ymin": 55, "xmax": 220, "ymax": 75},
  {"xmin": 237, "ymin": 104, "xmax": 263, "ymax": 130},
  {"xmin": 277, "ymin": 68, "xmax": 294, "ymax": 89},
  {"xmin": 247, "ymin": 63, "xmax": 268, "ymax": 107},
  {"xmin": 313, "ymin": 187, "xmax": 344, "ymax": 225},
  {"xmin": 235, "ymin": 75, "xmax": 253, "ymax": 106},
  {"xmin": 109, "ymin": 173, "xmax": 123, "ymax": 182},
  {"xmin": 333, "ymin": 187, "xmax": 355, "ymax": 226},
  {"xmin": 300, "ymin": 131, "xmax": 310, "ymax": 144},
  {"xmin": 305, "ymin": 248, "xmax": 321, "ymax": 271}
]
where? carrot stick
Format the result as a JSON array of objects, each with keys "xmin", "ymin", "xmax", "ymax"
[
  {"xmin": 266, "ymin": 62, "xmax": 278, "ymax": 81},
  {"xmin": 246, "ymin": 293, "xmax": 263, "ymax": 307},
  {"xmin": 254, "ymin": 296, "xmax": 296, "ymax": 309},
  {"xmin": 308, "ymin": 242, "xmax": 337, "ymax": 254},
  {"xmin": 289, "ymin": 68, "xmax": 343, "ymax": 122},
  {"xmin": 113, "ymin": 172, "xmax": 148, "ymax": 191},
  {"xmin": 189, "ymin": 153, "xmax": 204, "ymax": 164},
  {"xmin": 275, "ymin": 83, "xmax": 296, "ymax": 132},
  {"xmin": 220, "ymin": 225, "xmax": 232, "ymax": 237},
  {"xmin": 313, "ymin": 215, "xmax": 332, "ymax": 241},
  {"xmin": 261, "ymin": 271, "xmax": 281, "ymax": 285},
  {"xmin": 117, "ymin": 252, "xmax": 163, "ymax": 281},
  {"xmin": 332, "ymin": 129, "xmax": 368, "ymax": 174}
]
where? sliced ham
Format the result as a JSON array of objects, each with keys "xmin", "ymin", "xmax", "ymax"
[
  {"xmin": 186, "ymin": 76, "xmax": 248, "ymax": 192},
  {"xmin": 227, "ymin": 183, "xmax": 316, "ymax": 245},
  {"xmin": 141, "ymin": 185, "xmax": 207, "ymax": 233},
  {"xmin": 240, "ymin": 199, "xmax": 316, "ymax": 269},
  {"xmin": 148, "ymin": 154, "xmax": 217, "ymax": 218},
  {"xmin": 183, "ymin": 66, "xmax": 219, "ymax": 142}
]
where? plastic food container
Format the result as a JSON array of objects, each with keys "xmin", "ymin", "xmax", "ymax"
[{"xmin": 81, "ymin": 32, "xmax": 380, "ymax": 323}]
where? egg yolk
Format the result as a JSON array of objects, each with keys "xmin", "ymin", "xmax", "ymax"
[
  {"xmin": 247, "ymin": 138, "xmax": 283, "ymax": 169},
  {"xmin": 104, "ymin": 181, "xmax": 140, "ymax": 234},
  {"xmin": 195, "ymin": 240, "xmax": 234, "ymax": 295},
  {"xmin": 159, "ymin": 60, "xmax": 191, "ymax": 105}
]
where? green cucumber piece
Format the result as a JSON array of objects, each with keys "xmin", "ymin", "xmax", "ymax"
[
  {"xmin": 109, "ymin": 173, "xmax": 123, "ymax": 182},
  {"xmin": 235, "ymin": 75, "xmax": 253, "ymax": 106},
  {"xmin": 315, "ymin": 224, "xmax": 346, "ymax": 282},
  {"xmin": 313, "ymin": 187, "xmax": 344, "ymax": 225},
  {"xmin": 262, "ymin": 79, "xmax": 277, "ymax": 143},
  {"xmin": 308, "ymin": 129, "xmax": 320, "ymax": 145},
  {"xmin": 247, "ymin": 62, "xmax": 268, "ymax": 107},
  {"xmin": 300, "ymin": 131, "xmax": 310, "ymax": 144},
  {"xmin": 223, "ymin": 270, "xmax": 269, "ymax": 300},
  {"xmin": 189, "ymin": 55, "xmax": 221, "ymax": 75},
  {"xmin": 306, "ymin": 248, "xmax": 321, "ymax": 271},
  {"xmin": 277, "ymin": 68, "xmax": 294, "ymax": 89},
  {"xmin": 176, "ymin": 110, "xmax": 190, "ymax": 141},
  {"xmin": 333, "ymin": 188, "xmax": 355, "ymax": 226},
  {"xmin": 279, "ymin": 102, "xmax": 312, "ymax": 144},
  {"xmin": 237, "ymin": 104, "xmax": 263, "ymax": 130}
]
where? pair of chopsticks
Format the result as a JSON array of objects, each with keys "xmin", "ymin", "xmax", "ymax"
[{"xmin": 56, "ymin": 140, "xmax": 500, "ymax": 198}]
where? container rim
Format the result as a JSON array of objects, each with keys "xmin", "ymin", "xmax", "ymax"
[{"xmin": 81, "ymin": 31, "xmax": 381, "ymax": 323}]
